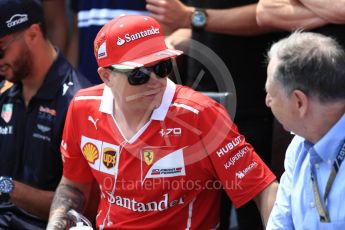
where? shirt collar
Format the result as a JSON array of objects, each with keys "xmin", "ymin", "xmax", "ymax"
[
  {"xmin": 311, "ymin": 112, "xmax": 345, "ymax": 163},
  {"xmin": 99, "ymin": 78, "xmax": 176, "ymax": 121},
  {"xmin": 99, "ymin": 85, "xmax": 113, "ymax": 114}
]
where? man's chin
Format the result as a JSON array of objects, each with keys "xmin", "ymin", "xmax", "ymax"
[{"xmin": 281, "ymin": 124, "xmax": 294, "ymax": 135}]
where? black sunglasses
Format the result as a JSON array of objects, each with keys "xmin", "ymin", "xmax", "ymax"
[
  {"xmin": 108, "ymin": 59, "xmax": 173, "ymax": 85},
  {"xmin": 0, "ymin": 33, "xmax": 22, "ymax": 59}
]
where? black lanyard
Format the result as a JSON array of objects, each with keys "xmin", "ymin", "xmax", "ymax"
[{"xmin": 311, "ymin": 141, "xmax": 345, "ymax": 223}]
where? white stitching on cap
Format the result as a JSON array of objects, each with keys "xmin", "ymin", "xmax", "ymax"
[{"xmin": 120, "ymin": 61, "xmax": 143, "ymax": 67}]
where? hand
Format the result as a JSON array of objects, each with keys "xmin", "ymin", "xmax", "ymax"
[
  {"xmin": 146, "ymin": 0, "xmax": 194, "ymax": 31},
  {"xmin": 165, "ymin": 29, "xmax": 191, "ymax": 50}
]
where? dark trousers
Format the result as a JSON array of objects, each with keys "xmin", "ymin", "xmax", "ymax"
[{"xmin": 0, "ymin": 202, "xmax": 46, "ymax": 230}]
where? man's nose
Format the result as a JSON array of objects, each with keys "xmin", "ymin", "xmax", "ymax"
[{"xmin": 147, "ymin": 72, "xmax": 161, "ymax": 84}]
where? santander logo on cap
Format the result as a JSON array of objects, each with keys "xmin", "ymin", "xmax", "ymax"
[
  {"xmin": 116, "ymin": 26, "xmax": 160, "ymax": 46},
  {"xmin": 117, "ymin": 37, "xmax": 125, "ymax": 46},
  {"xmin": 94, "ymin": 15, "xmax": 183, "ymax": 68}
]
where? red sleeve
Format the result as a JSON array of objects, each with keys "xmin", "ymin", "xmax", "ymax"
[
  {"xmin": 60, "ymin": 98, "xmax": 94, "ymax": 183},
  {"xmin": 199, "ymin": 101, "xmax": 276, "ymax": 208}
]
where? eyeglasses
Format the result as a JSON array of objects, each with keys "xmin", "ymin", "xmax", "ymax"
[
  {"xmin": 0, "ymin": 33, "xmax": 22, "ymax": 59},
  {"xmin": 108, "ymin": 59, "xmax": 173, "ymax": 85}
]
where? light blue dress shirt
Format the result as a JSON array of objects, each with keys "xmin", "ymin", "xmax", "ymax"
[{"xmin": 267, "ymin": 113, "xmax": 345, "ymax": 230}]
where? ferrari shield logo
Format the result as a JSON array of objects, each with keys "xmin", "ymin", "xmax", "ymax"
[
  {"xmin": 1, "ymin": 103, "xmax": 13, "ymax": 123},
  {"xmin": 144, "ymin": 150, "xmax": 154, "ymax": 165}
]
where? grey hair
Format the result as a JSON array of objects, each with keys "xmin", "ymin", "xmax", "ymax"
[{"xmin": 267, "ymin": 31, "xmax": 345, "ymax": 102}]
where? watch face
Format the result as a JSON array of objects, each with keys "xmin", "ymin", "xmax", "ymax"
[
  {"xmin": 0, "ymin": 177, "xmax": 13, "ymax": 194},
  {"xmin": 192, "ymin": 10, "xmax": 207, "ymax": 28}
]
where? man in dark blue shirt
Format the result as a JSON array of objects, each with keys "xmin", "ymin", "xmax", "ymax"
[{"xmin": 0, "ymin": 0, "xmax": 90, "ymax": 229}]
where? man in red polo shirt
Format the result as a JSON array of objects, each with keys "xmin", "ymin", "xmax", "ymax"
[{"xmin": 47, "ymin": 15, "xmax": 278, "ymax": 230}]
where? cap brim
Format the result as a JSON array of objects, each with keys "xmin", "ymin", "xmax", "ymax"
[{"xmin": 111, "ymin": 48, "xmax": 183, "ymax": 70}]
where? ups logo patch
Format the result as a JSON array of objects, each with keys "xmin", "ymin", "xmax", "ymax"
[{"xmin": 103, "ymin": 147, "xmax": 116, "ymax": 168}]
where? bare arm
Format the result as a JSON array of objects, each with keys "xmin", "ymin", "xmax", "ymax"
[
  {"xmin": 10, "ymin": 180, "xmax": 54, "ymax": 220},
  {"xmin": 43, "ymin": 0, "xmax": 69, "ymax": 54},
  {"xmin": 253, "ymin": 180, "xmax": 279, "ymax": 227},
  {"xmin": 206, "ymin": 4, "xmax": 273, "ymax": 35},
  {"xmin": 300, "ymin": 0, "xmax": 345, "ymax": 23},
  {"xmin": 256, "ymin": 0, "xmax": 327, "ymax": 31},
  {"xmin": 146, "ymin": 0, "xmax": 272, "ymax": 36},
  {"xmin": 47, "ymin": 176, "xmax": 92, "ymax": 230}
]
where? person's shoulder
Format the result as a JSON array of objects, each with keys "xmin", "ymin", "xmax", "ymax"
[
  {"xmin": 285, "ymin": 134, "xmax": 306, "ymax": 163},
  {"xmin": 68, "ymin": 84, "xmax": 104, "ymax": 111},
  {"xmin": 51, "ymin": 53, "xmax": 92, "ymax": 95},
  {"xmin": 172, "ymin": 85, "xmax": 230, "ymax": 121},
  {"xmin": 68, "ymin": 67, "xmax": 93, "ymax": 89},
  {"xmin": 173, "ymin": 85, "xmax": 217, "ymax": 113},
  {"xmin": 74, "ymin": 84, "xmax": 105, "ymax": 98},
  {"xmin": 288, "ymin": 135, "xmax": 304, "ymax": 151}
]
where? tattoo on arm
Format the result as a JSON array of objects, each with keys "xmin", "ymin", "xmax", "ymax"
[{"xmin": 46, "ymin": 184, "xmax": 86, "ymax": 230}]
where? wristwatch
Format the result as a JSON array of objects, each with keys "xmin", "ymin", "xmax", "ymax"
[
  {"xmin": 191, "ymin": 8, "xmax": 208, "ymax": 30},
  {"xmin": 0, "ymin": 176, "xmax": 14, "ymax": 194}
]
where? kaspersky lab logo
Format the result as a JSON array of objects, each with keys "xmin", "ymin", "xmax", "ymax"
[{"xmin": 116, "ymin": 26, "xmax": 160, "ymax": 46}]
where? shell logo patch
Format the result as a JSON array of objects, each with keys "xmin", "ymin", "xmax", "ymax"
[{"xmin": 82, "ymin": 142, "xmax": 99, "ymax": 164}]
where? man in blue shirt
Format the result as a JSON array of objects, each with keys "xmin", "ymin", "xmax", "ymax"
[
  {"xmin": 0, "ymin": 0, "xmax": 90, "ymax": 229},
  {"xmin": 265, "ymin": 31, "xmax": 345, "ymax": 229}
]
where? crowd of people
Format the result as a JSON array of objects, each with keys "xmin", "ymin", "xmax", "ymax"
[{"xmin": 0, "ymin": 0, "xmax": 344, "ymax": 230}]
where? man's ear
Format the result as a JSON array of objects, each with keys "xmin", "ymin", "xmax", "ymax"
[
  {"xmin": 98, "ymin": 67, "xmax": 112, "ymax": 87},
  {"xmin": 292, "ymin": 89, "xmax": 309, "ymax": 117},
  {"xmin": 24, "ymin": 24, "xmax": 41, "ymax": 44}
]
